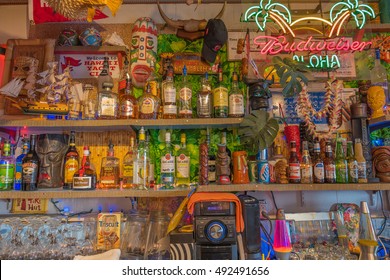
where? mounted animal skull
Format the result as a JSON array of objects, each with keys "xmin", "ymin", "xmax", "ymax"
[{"xmin": 157, "ymin": 1, "xmax": 226, "ymax": 41}]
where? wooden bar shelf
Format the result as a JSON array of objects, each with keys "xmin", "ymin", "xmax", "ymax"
[{"xmin": 0, "ymin": 183, "xmax": 389, "ymax": 199}]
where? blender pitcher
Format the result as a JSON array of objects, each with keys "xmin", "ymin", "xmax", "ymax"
[{"xmin": 144, "ymin": 211, "xmax": 171, "ymax": 260}]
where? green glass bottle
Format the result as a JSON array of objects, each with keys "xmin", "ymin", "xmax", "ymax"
[
  {"xmin": 175, "ymin": 133, "xmax": 190, "ymax": 188},
  {"xmin": 335, "ymin": 139, "xmax": 348, "ymax": 183},
  {"xmin": 346, "ymin": 141, "xmax": 358, "ymax": 183}
]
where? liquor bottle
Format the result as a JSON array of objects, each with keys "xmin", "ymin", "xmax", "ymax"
[
  {"xmin": 335, "ymin": 138, "xmax": 348, "ymax": 183},
  {"xmin": 213, "ymin": 64, "xmax": 228, "ymax": 118},
  {"xmin": 22, "ymin": 134, "xmax": 40, "ymax": 191},
  {"xmin": 228, "ymin": 71, "xmax": 245, "ymax": 118},
  {"xmin": 312, "ymin": 142, "xmax": 325, "ymax": 184},
  {"xmin": 63, "ymin": 131, "xmax": 79, "ymax": 190},
  {"xmin": 134, "ymin": 127, "xmax": 150, "ymax": 190},
  {"xmin": 14, "ymin": 138, "xmax": 29, "ymax": 191},
  {"xmin": 324, "ymin": 142, "xmax": 336, "ymax": 183},
  {"xmin": 145, "ymin": 61, "xmax": 162, "ymax": 119},
  {"xmin": 207, "ymin": 131, "xmax": 216, "ymax": 183},
  {"xmin": 355, "ymin": 138, "xmax": 368, "ymax": 183},
  {"xmin": 97, "ymin": 82, "xmax": 119, "ymax": 119},
  {"xmin": 269, "ymin": 145, "xmax": 287, "ymax": 184},
  {"xmin": 119, "ymin": 57, "xmax": 138, "ymax": 119},
  {"xmin": 346, "ymin": 140, "xmax": 359, "ymax": 183},
  {"xmin": 122, "ymin": 136, "xmax": 136, "ymax": 189},
  {"xmin": 100, "ymin": 141, "xmax": 120, "ymax": 189},
  {"xmin": 138, "ymin": 83, "xmax": 160, "ymax": 119},
  {"xmin": 176, "ymin": 133, "xmax": 190, "ymax": 188},
  {"xmin": 221, "ymin": 131, "xmax": 232, "ymax": 179},
  {"xmin": 300, "ymin": 141, "xmax": 313, "ymax": 184},
  {"xmin": 370, "ymin": 48, "xmax": 389, "ymax": 103},
  {"xmin": 178, "ymin": 65, "xmax": 193, "ymax": 118},
  {"xmin": 257, "ymin": 148, "xmax": 270, "ymax": 184},
  {"xmin": 197, "ymin": 72, "xmax": 213, "ymax": 118},
  {"xmin": 288, "ymin": 141, "xmax": 301, "ymax": 183},
  {"xmin": 72, "ymin": 146, "xmax": 97, "ymax": 190},
  {"xmin": 98, "ymin": 56, "xmax": 114, "ymax": 93},
  {"xmin": 162, "ymin": 68, "xmax": 177, "ymax": 119},
  {"xmin": 0, "ymin": 140, "xmax": 15, "ymax": 190},
  {"xmin": 160, "ymin": 131, "xmax": 175, "ymax": 189},
  {"xmin": 146, "ymin": 132, "xmax": 155, "ymax": 188}
]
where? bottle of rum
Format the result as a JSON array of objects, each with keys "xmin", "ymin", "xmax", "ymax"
[
  {"xmin": 22, "ymin": 134, "xmax": 39, "ymax": 191},
  {"xmin": 197, "ymin": 72, "xmax": 213, "ymax": 118},
  {"xmin": 335, "ymin": 138, "xmax": 348, "ymax": 183},
  {"xmin": 14, "ymin": 138, "xmax": 29, "ymax": 190},
  {"xmin": 0, "ymin": 140, "xmax": 15, "ymax": 190},
  {"xmin": 122, "ymin": 136, "xmax": 136, "ymax": 189},
  {"xmin": 98, "ymin": 55, "xmax": 114, "ymax": 93},
  {"xmin": 228, "ymin": 71, "xmax": 245, "ymax": 118},
  {"xmin": 160, "ymin": 131, "xmax": 175, "ymax": 189},
  {"xmin": 176, "ymin": 133, "xmax": 190, "ymax": 188},
  {"xmin": 288, "ymin": 141, "xmax": 301, "ymax": 183},
  {"xmin": 100, "ymin": 141, "xmax": 120, "ymax": 189},
  {"xmin": 97, "ymin": 82, "xmax": 118, "ymax": 119},
  {"xmin": 213, "ymin": 64, "xmax": 228, "ymax": 118},
  {"xmin": 313, "ymin": 142, "xmax": 325, "ymax": 183},
  {"xmin": 354, "ymin": 138, "xmax": 368, "ymax": 183},
  {"xmin": 324, "ymin": 142, "xmax": 336, "ymax": 183},
  {"xmin": 145, "ymin": 61, "xmax": 162, "ymax": 119},
  {"xmin": 63, "ymin": 131, "xmax": 79, "ymax": 190},
  {"xmin": 138, "ymin": 83, "xmax": 160, "ymax": 119},
  {"xmin": 346, "ymin": 140, "xmax": 359, "ymax": 183},
  {"xmin": 134, "ymin": 127, "xmax": 150, "ymax": 190},
  {"xmin": 146, "ymin": 132, "xmax": 155, "ymax": 188},
  {"xmin": 72, "ymin": 146, "xmax": 97, "ymax": 190},
  {"xmin": 178, "ymin": 65, "xmax": 193, "ymax": 118},
  {"xmin": 300, "ymin": 141, "xmax": 313, "ymax": 184},
  {"xmin": 119, "ymin": 57, "xmax": 138, "ymax": 119},
  {"xmin": 162, "ymin": 68, "xmax": 177, "ymax": 119}
]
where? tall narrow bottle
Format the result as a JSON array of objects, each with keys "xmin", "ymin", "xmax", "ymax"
[
  {"xmin": 346, "ymin": 140, "xmax": 358, "ymax": 183},
  {"xmin": 335, "ymin": 138, "xmax": 348, "ymax": 183},
  {"xmin": 14, "ymin": 138, "xmax": 29, "ymax": 190},
  {"xmin": 197, "ymin": 72, "xmax": 213, "ymax": 118},
  {"xmin": 288, "ymin": 141, "xmax": 301, "ymax": 183},
  {"xmin": 324, "ymin": 142, "xmax": 336, "ymax": 183},
  {"xmin": 100, "ymin": 141, "xmax": 120, "ymax": 189},
  {"xmin": 313, "ymin": 142, "xmax": 325, "ymax": 184},
  {"xmin": 119, "ymin": 57, "xmax": 138, "ymax": 119},
  {"xmin": 207, "ymin": 131, "xmax": 216, "ymax": 183},
  {"xmin": 213, "ymin": 64, "xmax": 228, "ymax": 118},
  {"xmin": 122, "ymin": 136, "xmax": 136, "ymax": 189},
  {"xmin": 355, "ymin": 138, "xmax": 368, "ymax": 183},
  {"xmin": 0, "ymin": 140, "xmax": 15, "ymax": 190},
  {"xmin": 176, "ymin": 133, "xmax": 190, "ymax": 188},
  {"xmin": 63, "ymin": 131, "xmax": 79, "ymax": 189},
  {"xmin": 301, "ymin": 141, "xmax": 313, "ymax": 184},
  {"xmin": 162, "ymin": 68, "xmax": 177, "ymax": 119},
  {"xmin": 370, "ymin": 48, "xmax": 389, "ymax": 104},
  {"xmin": 160, "ymin": 131, "xmax": 175, "ymax": 189},
  {"xmin": 134, "ymin": 127, "xmax": 150, "ymax": 190},
  {"xmin": 22, "ymin": 134, "xmax": 39, "ymax": 191},
  {"xmin": 228, "ymin": 71, "xmax": 245, "ymax": 118},
  {"xmin": 199, "ymin": 136, "xmax": 209, "ymax": 185},
  {"xmin": 178, "ymin": 65, "xmax": 193, "ymax": 118},
  {"xmin": 146, "ymin": 132, "xmax": 155, "ymax": 188},
  {"xmin": 72, "ymin": 146, "xmax": 97, "ymax": 190},
  {"xmin": 98, "ymin": 55, "xmax": 114, "ymax": 93}
]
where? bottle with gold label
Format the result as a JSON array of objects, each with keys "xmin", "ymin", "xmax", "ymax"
[
  {"xmin": 72, "ymin": 146, "xmax": 97, "ymax": 190},
  {"xmin": 178, "ymin": 65, "xmax": 193, "ymax": 118},
  {"xmin": 97, "ymin": 82, "xmax": 118, "ymax": 119},
  {"xmin": 63, "ymin": 131, "xmax": 79, "ymax": 190},
  {"xmin": 122, "ymin": 136, "xmax": 136, "ymax": 189},
  {"xmin": 119, "ymin": 57, "xmax": 138, "ymax": 119},
  {"xmin": 300, "ymin": 141, "xmax": 313, "ymax": 184},
  {"xmin": 138, "ymin": 83, "xmax": 160, "ymax": 119},
  {"xmin": 162, "ymin": 68, "xmax": 177, "ymax": 119},
  {"xmin": 228, "ymin": 71, "xmax": 245, "ymax": 118},
  {"xmin": 176, "ymin": 133, "xmax": 190, "ymax": 188},
  {"xmin": 213, "ymin": 64, "xmax": 228, "ymax": 118},
  {"xmin": 100, "ymin": 141, "xmax": 120, "ymax": 189},
  {"xmin": 145, "ymin": 61, "xmax": 162, "ymax": 119}
]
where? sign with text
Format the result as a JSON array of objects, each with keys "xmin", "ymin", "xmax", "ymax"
[
  {"xmin": 227, "ymin": 31, "xmax": 266, "ymax": 61},
  {"xmin": 11, "ymin": 198, "xmax": 48, "ymax": 214}
]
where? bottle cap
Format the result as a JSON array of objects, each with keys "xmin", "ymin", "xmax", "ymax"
[
  {"xmin": 165, "ymin": 131, "xmax": 171, "ymax": 142},
  {"xmin": 139, "ymin": 127, "xmax": 145, "ymax": 141},
  {"xmin": 83, "ymin": 146, "xmax": 90, "ymax": 156}
]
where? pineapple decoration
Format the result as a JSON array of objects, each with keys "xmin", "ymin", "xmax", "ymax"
[{"xmin": 46, "ymin": 0, "xmax": 123, "ymax": 22}]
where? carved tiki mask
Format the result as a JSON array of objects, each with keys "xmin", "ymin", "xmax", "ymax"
[
  {"xmin": 130, "ymin": 17, "xmax": 158, "ymax": 88},
  {"xmin": 36, "ymin": 134, "xmax": 69, "ymax": 188},
  {"xmin": 12, "ymin": 56, "xmax": 39, "ymax": 79}
]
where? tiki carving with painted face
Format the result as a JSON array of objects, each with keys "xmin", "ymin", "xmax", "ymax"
[{"xmin": 12, "ymin": 56, "xmax": 39, "ymax": 79}]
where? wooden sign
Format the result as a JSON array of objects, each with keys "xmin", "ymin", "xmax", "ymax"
[
  {"xmin": 11, "ymin": 198, "xmax": 48, "ymax": 214},
  {"xmin": 160, "ymin": 53, "xmax": 218, "ymax": 75}
]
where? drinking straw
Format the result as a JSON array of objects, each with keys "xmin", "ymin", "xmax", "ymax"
[{"xmin": 278, "ymin": 103, "xmax": 288, "ymax": 126}]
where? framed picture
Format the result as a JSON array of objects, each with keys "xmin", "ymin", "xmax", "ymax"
[{"xmin": 2, "ymin": 39, "xmax": 56, "ymax": 115}]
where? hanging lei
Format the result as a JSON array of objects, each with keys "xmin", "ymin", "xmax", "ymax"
[{"xmin": 297, "ymin": 77, "xmax": 343, "ymax": 140}]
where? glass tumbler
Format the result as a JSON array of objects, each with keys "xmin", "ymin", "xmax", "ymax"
[{"xmin": 144, "ymin": 211, "xmax": 171, "ymax": 260}]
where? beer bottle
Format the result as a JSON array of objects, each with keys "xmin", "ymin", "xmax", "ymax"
[
  {"xmin": 354, "ymin": 138, "xmax": 368, "ymax": 183},
  {"xmin": 301, "ymin": 141, "xmax": 313, "ymax": 184},
  {"xmin": 313, "ymin": 141, "xmax": 325, "ymax": 183},
  {"xmin": 324, "ymin": 142, "xmax": 336, "ymax": 183},
  {"xmin": 288, "ymin": 141, "xmax": 301, "ymax": 183},
  {"xmin": 335, "ymin": 138, "xmax": 348, "ymax": 183}
]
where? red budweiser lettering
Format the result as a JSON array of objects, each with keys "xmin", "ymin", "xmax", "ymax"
[{"xmin": 253, "ymin": 36, "xmax": 372, "ymax": 55}]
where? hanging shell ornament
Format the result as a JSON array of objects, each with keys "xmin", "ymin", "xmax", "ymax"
[{"xmin": 46, "ymin": 0, "xmax": 123, "ymax": 22}]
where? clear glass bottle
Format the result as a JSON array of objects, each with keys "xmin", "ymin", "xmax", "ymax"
[
  {"xmin": 370, "ymin": 48, "xmax": 389, "ymax": 103},
  {"xmin": 100, "ymin": 141, "xmax": 120, "ymax": 189},
  {"xmin": 228, "ymin": 71, "xmax": 245, "ymax": 118},
  {"xmin": 324, "ymin": 142, "xmax": 336, "ymax": 183},
  {"xmin": 22, "ymin": 134, "xmax": 40, "ymax": 191},
  {"xmin": 122, "ymin": 136, "xmax": 136, "ymax": 189},
  {"xmin": 72, "ymin": 146, "xmax": 97, "ymax": 190},
  {"xmin": 119, "ymin": 57, "xmax": 138, "ymax": 119},
  {"xmin": 14, "ymin": 138, "xmax": 29, "ymax": 191},
  {"xmin": 313, "ymin": 141, "xmax": 325, "ymax": 184},
  {"xmin": 98, "ymin": 55, "xmax": 114, "ymax": 93},
  {"xmin": 176, "ymin": 133, "xmax": 190, "ymax": 188},
  {"xmin": 160, "ymin": 131, "xmax": 175, "ymax": 189},
  {"xmin": 0, "ymin": 140, "xmax": 15, "ymax": 190},
  {"xmin": 162, "ymin": 68, "xmax": 177, "ymax": 119},
  {"xmin": 178, "ymin": 65, "xmax": 193, "ymax": 118},
  {"xmin": 346, "ymin": 140, "xmax": 359, "ymax": 183},
  {"xmin": 97, "ymin": 82, "xmax": 119, "ymax": 119},
  {"xmin": 335, "ymin": 138, "xmax": 348, "ymax": 183},
  {"xmin": 213, "ymin": 63, "xmax": 228, "ymax": 118},
  {"xmin": 355, "ymin": 138, "xmax": 368, "ymax": 183},
  {"xmin": 138, "ymin": 83, "xmax": 160, "ymax": 119},
  {"xmin": 134, "ymin": 127, "xmax": 150, "ymax": 190},
  {"xmin": 300, "ymin": 141, "xmax": 313, "ymax": 184},
  {"xmin": 197, "ymin": 72, "xmax": 213, "ymax": 118},
  {"xmin": 63, "ymin": 131, "xmax": 79, "ymax": 190}
]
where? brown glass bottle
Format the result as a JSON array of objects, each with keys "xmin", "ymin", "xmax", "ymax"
[
  {"xmin": 119, "ymin": 57, "xmax": 138, "ymax": 119},
  {"xmin": 22, "ymin": 134, "xmax": 40, "ymax": 191},
  {"xmin": 288, "ymin": 141, "xmax": 301, "ymax": 183},
  {"xmin": 72, "ymin": 146, "xmax": 97, "ymax": 190},
  {"xmin": 324, "ymin": 142, "xmax": 336, "ymax": 183},
  {"xmin": 63, "ymin": 131, "xmax": 79, "ymax": 189}
]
